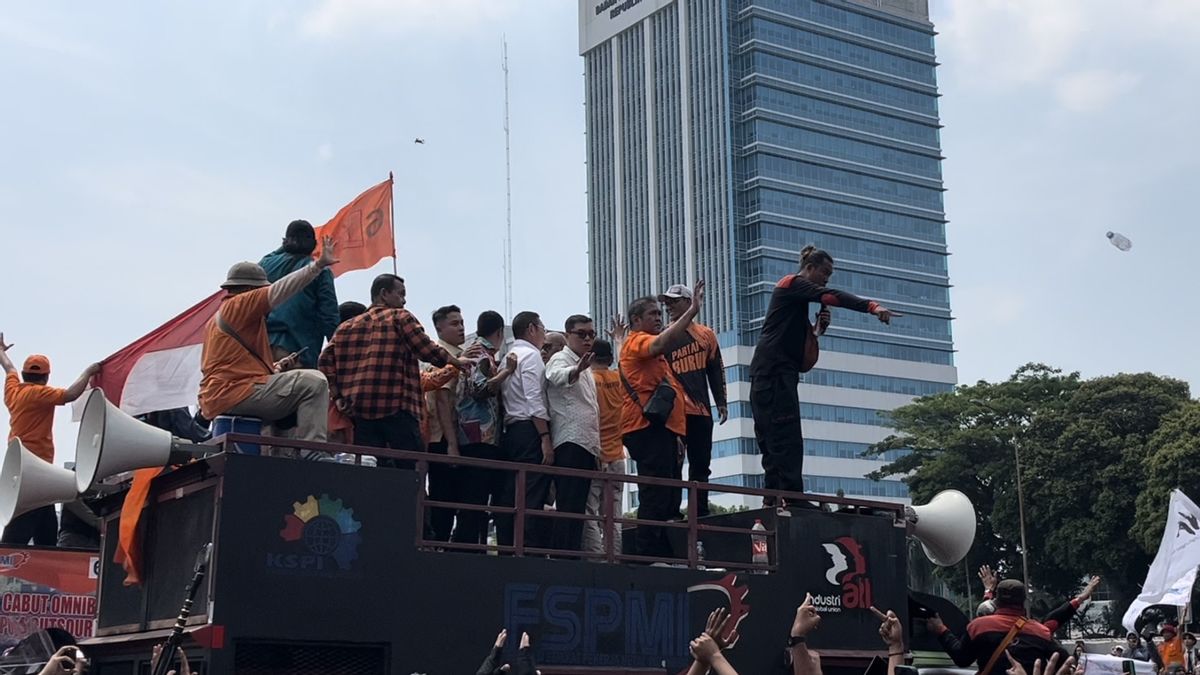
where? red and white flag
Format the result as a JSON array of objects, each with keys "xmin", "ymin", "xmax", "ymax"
[{"xmin": 75, "ymin": 291, "xmax": 225, "ymax": 419}]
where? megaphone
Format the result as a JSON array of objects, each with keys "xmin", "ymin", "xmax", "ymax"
[
  {"xmin": 74, "ymin": 390, "xmax": 208, "ymax": 492},
  {"xmin": 0, "ymin": 439, "xmax": 80, "ymax": 526},
  {"xmin": 905, "ymin": 489, "xmax": 977, "ymax": 566}
]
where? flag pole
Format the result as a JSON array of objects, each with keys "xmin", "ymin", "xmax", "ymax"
[{"xmin": 389, "ymin": 171, "xmax": 397, "ymax": 275}]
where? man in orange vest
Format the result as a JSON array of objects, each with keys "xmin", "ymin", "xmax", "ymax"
[{"xmin": 1, "ymin": 334, "xmax": 99, "ymax": 545}]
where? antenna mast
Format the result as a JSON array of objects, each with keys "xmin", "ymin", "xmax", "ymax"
[{"xmin": 502, "ymin": 37, "xmax": 514, "ymax": 321}]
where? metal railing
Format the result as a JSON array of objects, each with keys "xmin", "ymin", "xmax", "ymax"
[{"xmin": 211, "ymin": 433, "xmax": 905, "ymax": 571}]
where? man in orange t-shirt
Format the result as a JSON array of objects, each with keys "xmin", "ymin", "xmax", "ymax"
[
  {"xmin": 1, "ymin": 334, "xmax": 99, "ymax": 544},
  {"xmin": 582, "ymin": 337, "xmax": 627, "ymax": 556},
  {"xmin": 618, "ymin": 280, "xmax": 705, "ymax": 558},
  {"xmin": 199, "ymin": 239, "xmax": 338, "ymax": 454}
]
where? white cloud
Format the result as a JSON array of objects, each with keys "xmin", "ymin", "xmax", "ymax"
[
  {"xmin": 933, "ymin": 0, "xmax": 1086, "ymax": 85},
  {"xmin": 298, "ymin": 0, "xmax": 514, "ymax": 39},
  {"xmin": 317, "ymin": 143, "xmax": 334, "ymax": 161},
  {"xmin": 1054, "ymin": 69, "xmax": 1140, "ymax": 113}
]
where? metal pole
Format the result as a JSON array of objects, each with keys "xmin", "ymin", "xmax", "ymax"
[{"xmin": 1013, "ymin": 436, "xmax": 1031, "ymax": 615}]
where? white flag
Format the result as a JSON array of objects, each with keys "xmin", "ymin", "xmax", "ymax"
[{"xmin": 1122, "ymin": 489, "xmax": 1200, "ymax": 632}]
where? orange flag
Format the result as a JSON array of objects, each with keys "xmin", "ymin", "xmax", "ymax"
[
  {"xmin": 113, "ymin": 467, "xmax": 164, "ymax": 586},
  {"xmin": 314, "ymin": 175, "xmax": 394, "ymax": 278}
]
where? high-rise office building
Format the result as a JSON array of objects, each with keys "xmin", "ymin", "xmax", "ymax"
[{"xmin": 581, "ymin": 0, "xmax": 956, "ymax": 505}]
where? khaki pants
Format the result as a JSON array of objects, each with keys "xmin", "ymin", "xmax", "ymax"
[
  {"xmin": 226, "ymin": 370, "xmax": 330, "ymax": 456},
  {"xmin": 582, "ymin": 458, "xmax": 627, "ymax": 557}
]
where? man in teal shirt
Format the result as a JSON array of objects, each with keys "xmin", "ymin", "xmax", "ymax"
[{"xmin": 260, "ymin": 220, "xmax": 339, "ymax": 368}]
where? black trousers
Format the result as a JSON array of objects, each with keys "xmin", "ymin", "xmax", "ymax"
[
  {"xmin": 495, "ymin": 421, "xmax": 553, "ymax": 550},
  {"xmin": 352, "ymin": 410, "xmax": 422, "ymax": 467},
  {"xmin": 451, "ymin": 442, "xmax": 500, "ymax": 548},
  {"xmin": 1, "ymin": 506, "xmax": 57, "ymax": 546},
  {"xmin": 674, "ymin": 414, "xmax": 714, "ymax": 518},
  {"xmin": 425, "ymin": 440, "xmax": 458, "ymax": 542},
  {"xmin": 625, "ymin": 424, "xmax": 681, "ymax": 558},
  {"xmin": 750, "ymin": 371, "xmax": 805, "ymax": 497},
  {"xmin": 550, "ymin": 443, "xmax": 598, "ymax": 552}
]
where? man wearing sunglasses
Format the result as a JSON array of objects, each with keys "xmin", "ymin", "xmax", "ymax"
[{"xmin": 544, "ymin": 315, "xmax": 600, "ymax": 551}]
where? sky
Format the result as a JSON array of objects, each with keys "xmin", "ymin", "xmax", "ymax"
[{"xmin": 1, "ymin": 0, "xmax": 1198, "ymax": 466}]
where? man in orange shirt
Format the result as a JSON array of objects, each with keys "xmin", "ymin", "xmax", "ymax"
[
  {"xmin": 619, "ymin": 280, "xmax": 705, "ymax": 558},
  {"xmin": 1, "ymin": 334, "xmax": 99, "ymax": 545},
  {"xmin": 583, "ymin": 338, "xmax": 627, "ymax": 556},
  {"xmin": 199, "ymin": 238, "xmax": 338, "ymax": 453}
]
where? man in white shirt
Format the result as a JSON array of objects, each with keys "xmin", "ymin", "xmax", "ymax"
[
  {"xmin": 496, "ymin": 311, "xmax": 553, "ymax": 549},
  {"xmin": 544, "ymin": 315, "xmax": 600, "ymax": 552}
]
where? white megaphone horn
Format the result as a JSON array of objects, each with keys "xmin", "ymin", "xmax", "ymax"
[
  {"xmin": 74, "ymin": 390, "xmax": 210, "ymax": 492},
  {"xmin": 0, "ymin": 438, "xmax": 80, "ymax": 526},
  {"xmin": 904, "ymin": 489, "xmax": 977, "ymax": 567}
]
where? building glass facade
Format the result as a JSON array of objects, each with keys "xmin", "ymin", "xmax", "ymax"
[{"xmin": 581, "ymin": 0, "xmax": 955, "ymax": 505}]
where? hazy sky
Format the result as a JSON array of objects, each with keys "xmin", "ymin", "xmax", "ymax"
[{"xmin": 2, "ymin": 0, "xmax": 1198, "ymax": 465}]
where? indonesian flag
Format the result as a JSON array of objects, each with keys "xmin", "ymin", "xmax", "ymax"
[{"xmin": 75, "ymin": 291, "xmax": 225, "ymax": 419}]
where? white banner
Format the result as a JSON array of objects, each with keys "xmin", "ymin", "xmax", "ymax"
[{"xmin": 1122, "ymin": 489, "xmax": 1200, "ymax": 632}]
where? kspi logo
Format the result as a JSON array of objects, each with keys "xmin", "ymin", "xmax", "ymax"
[
  {"xmin": 266, "ymin": 494, "xmax": 362, "ymax": 575},
  {"xmin": 816, "ymin": 536, "xmax": 872, "ymax": 612}
]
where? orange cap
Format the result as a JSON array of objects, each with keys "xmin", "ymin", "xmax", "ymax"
[{"xmin": 22, "ymin": 355, "xmax": 50, "ymax": 374}]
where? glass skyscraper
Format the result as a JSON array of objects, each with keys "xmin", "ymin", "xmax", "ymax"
[{"xmin": 581, "ymin": 0, "xmax": 956, "ymax": 505}]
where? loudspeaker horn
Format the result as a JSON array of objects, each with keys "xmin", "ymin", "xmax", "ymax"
[
  {"xmin": 0, "ymin": 438, "xmax": 80, "ymax": 526},
  {"xmin": 74, "ymin": 390, "xmax": 206, "ymax": 492},
  {"xmin": 905, "ymin": 489, "xmax": 977, "ymax": 567}
]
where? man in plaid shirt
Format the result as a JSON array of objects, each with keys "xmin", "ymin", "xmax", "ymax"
[{"xmin": 319, "ymin": 274, "xmax": 469, "ymax": 465}]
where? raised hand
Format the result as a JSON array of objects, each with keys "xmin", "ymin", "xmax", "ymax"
[
  {"xmin": 870, "ymin": 606, "xmax": 903, "ymax": 650},
  {"xmin": 1078, "ymin": 575, "xmax": 1101, "ymax": 602},
  {"xmin": 607, "ymin": 314, "xmax": 628, "ymax": 343},
  {"xmin": 692, "ymin": 280, "xmax": 706, "ymax": 308},
  {"xmin": 0, "ymin": 333, "xmax": 12, "ymax": 352},
  {"xmin": 704, "ymin": 607, "xmax": 736, "ymax": 650},
  {"xmin": 792, "ymin": 593, "xmax": 821, "ymax": 638},
  {"xmin": 520, "ymin": 632, "xmax": 531, "ymax": 650},
  {"xmin": 689, "ymin": 634, "xmax": 721, "ymax": 664},
  {"xmin": 576, "ymin": 352, "xmax": 595, "ymax": 374},
  {"xmin": 979, "ymin": 564, "xmax": 998, "ymax": 592},
  {"xmin": 316, "ymin": 235, "xmax": 340, "ymax": 269},
  {"xmin": 494, "ymin": 628, "xmax": 508, "ymax": 649}
]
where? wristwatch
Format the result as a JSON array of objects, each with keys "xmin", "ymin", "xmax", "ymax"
[{"xmin": 787, "ymin": 635, "xmax": 807, "ymax": 648}]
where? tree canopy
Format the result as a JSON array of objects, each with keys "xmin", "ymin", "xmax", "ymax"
[{"xmin": 870, "ymin": 363, "xmax": 1194, "ymax": 628}]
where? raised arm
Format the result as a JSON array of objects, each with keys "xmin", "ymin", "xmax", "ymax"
[
  {"xmin": 63, "ymin": 362, "xmax": 101, "ymax": 403},
  {"xmin": 268, "ymin": 237, "xmax": 339, "ymax": 309},
  {"xmin": 778, "ymin": 276, "xmax": 901, "ymax": 324},
  {"xmin": 0, "ymin": 334, "xmax": 15, "ymax": 374},
  {"xmin": 648, "ymin": 280, "xmax": 705, "ymax": 357}
]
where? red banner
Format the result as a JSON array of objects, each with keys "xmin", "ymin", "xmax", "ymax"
[{"xmin": 0, "ymin": 547, "xmax": 98, "ymax": 648}]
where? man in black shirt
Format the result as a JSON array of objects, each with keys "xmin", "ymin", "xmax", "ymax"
[{"xmin": 749, "ymin": 246, "xmax": 899, "ymax": 504}]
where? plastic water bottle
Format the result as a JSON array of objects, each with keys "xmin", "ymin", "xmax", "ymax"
[
  {"xmin": 1107, "ymin": 231, "xmax": 1133, "ymax": 251},
  {"xmin": 751, "ymin": 519, "xmax": 768, "ymax": 570},
  {"xmin": 696, "ymin": 540, "xmax": 706, "ymax": 570}
]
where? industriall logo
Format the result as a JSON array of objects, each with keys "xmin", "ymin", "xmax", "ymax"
[
  {"xmin": 811, "ymin": 536, "xmax": 872, "ymax": 614},
  {"xmin": 266, "ymin": 494, "xmax": 362, "ymax": 576}
]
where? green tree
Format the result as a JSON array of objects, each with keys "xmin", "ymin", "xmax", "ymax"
[
  {"xmin": 870, "ymin": 365, "xmax": 1192, "ymax": 627},
  {"xmin": 1136, "ymin": 401, "xmax": 1200, "ymax": 550}
]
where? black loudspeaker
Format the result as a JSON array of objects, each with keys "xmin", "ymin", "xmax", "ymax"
[{"xmin": 96, "ymin": 466, "xmax": 217, "ymax": 633}]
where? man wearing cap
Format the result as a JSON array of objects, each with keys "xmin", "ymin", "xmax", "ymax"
[
  {"xmin": 930, "ymin": 579, "xmax": 1068, "ymax": 675},
  {"xmin": 260, "ymin": 220, "xmax": 339, "ymax": 369},
  {"xmin": 1151, "ymin": 624, "xmax": 1187, "ymax": 675},
  {"xmin": 199, "ymin": 238, "xmax": 339, "ymax": 448},
  {"xmin": 0, "ymin": 334, "xmax": 99, "ymax": 544},
  {"xmin": 658, "ymin": 283, "xmax": 727, "ymax": 519},
  {"xmin": 619, "ymin": 281, "xmax": 704, "ymax": 558}
]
